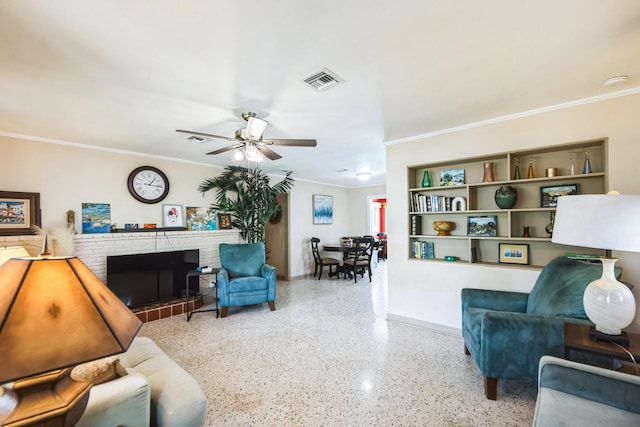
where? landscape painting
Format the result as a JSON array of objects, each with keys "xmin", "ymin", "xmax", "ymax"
[{"xmin": 82, "ymin": 203, "xmax": 111, "ymax": 234}]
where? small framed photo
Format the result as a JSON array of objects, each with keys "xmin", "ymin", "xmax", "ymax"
[
  {"xmin": 499, "ymin": 243, "xmax": 530, "ymax": 265},
  {"xmin": 313, "ymin": 194, "xmax": 333, "ymax": 224},
  {"xmin": 440, "ymin": 169, "xmax": 465, "ymax": 186},
  {"xmin": 0, "ymin": 191, "xmax": 41, "ymax": 236},
  {"xmin": 162, "ymin": 204, "xmax": 184, "ymax": 227},
  {"xmin": 467, "ymin": 215, "xmax": 497, "ymax": 237},
  {"xmin": 217, "ymin": 213, "xmax": 232, "ymax": 229},
  {"xmin": 540, "ymin": 184, "xmax": 578, "ymax": 208}
]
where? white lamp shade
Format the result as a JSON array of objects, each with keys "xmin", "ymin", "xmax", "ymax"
[{"xmin": 245, "ymin": 117, "xmax": 268, "ymax": 140}]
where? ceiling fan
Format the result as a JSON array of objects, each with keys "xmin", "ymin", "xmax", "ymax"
[{"xmin": 176, "ymin": 112, "xmax": 317, "ymax": 161}]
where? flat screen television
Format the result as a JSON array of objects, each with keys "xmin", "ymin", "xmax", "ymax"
[{"xmin": 107, "ymin": 249, "xmax": 199, "ymax": 308}]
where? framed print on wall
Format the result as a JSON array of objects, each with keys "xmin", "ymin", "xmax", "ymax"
[
  {"xmin": 162, "ymin": 204, "xmax": 184, "ymax": 227},
  {"xmin": 499, "ymin": 243, "xmax": 530, "ymax": 265},
  {"xmin": 313, "ymin": 194, "xmax": 333, "ymax": 224},
  {"xmin": 217, "ymin": 213, "xmax": 232, "ymax": 229},
  {"xmin": 82, "ymin": 203, "xmax": 111, "ymax": 234},
  {"xmin": 0, "ymin": 191, "xmax": 41, "ymax": 236},
  {"xmin": 186, "ymin": 206, "xmax": 217, "ymax": 231}
]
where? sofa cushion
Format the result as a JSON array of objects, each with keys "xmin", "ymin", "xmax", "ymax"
[
  {"xmin": 229, "ymin": 276, "xmax": 268, "ymax": 292},
  {"xmin": 526, "ymin": 257, "xmax": 622, "ymax": 318},
  {"xmin": 71, "ymin": 355, "xmax": 128, "ymax": 385}
]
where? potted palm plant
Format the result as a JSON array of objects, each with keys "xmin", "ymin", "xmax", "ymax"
[{"xmin": 198, "ymin": 166, "xmax": 294, "ymax": 243}]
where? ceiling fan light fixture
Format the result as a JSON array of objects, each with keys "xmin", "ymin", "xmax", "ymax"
[
  {"xmin": 245, "ymin": 117, "xmax": 268, "ymax": 140},
  {"xmin": 231, "ymin": 149, "xmax": 245, "ymax": 163},
  {"xmin": 356, "ymin": 172, "xmax": 372, "ymax": 181},
  {"xmin": 603, "ymin": 75, "xmax": 628, "ymax": 86}
]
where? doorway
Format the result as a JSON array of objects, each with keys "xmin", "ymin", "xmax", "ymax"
[{"xmin": 368, "ymin": 195, "xmax": 387, "ymax": 237}]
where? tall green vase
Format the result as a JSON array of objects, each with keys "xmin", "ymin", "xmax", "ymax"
[{"xmin": 422, "ymin": 170, "xmax": 432, "ymax": 187}]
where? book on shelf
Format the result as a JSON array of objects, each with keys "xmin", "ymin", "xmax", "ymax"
[
  {"xmin": 411, "ymin": 240, "xmax": 435, "ymax": 259},
  {"xmin": 411, "ymin": 193, "xmax": 456, "ymax": 213},
  {"xmin": 564, "ymin": 253, "xmax": 604, "ymax": 264}
]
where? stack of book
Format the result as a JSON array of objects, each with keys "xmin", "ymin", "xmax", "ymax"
[
  {"xmin": 564, "ymin": 253, "xmax": 604, "ymax": 264},
  {"xmin": 411, "ymin": 194, "xmax": 455, "ymax": 212},
  {"xmin": 411, "ymin": 240, "xmax": 435, "ymax": 259}
]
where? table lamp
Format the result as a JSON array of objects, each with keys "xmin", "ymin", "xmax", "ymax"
[
  {"xmin": 552, "ymin": 194, "xmax": 640, "ymax": 346},
  {"xmin": 0, "ymin": 240, "xmax": 142, "ymax": 425},
  {"xmin": 0, "ymin": 246, "xmax": 29, "ymax": 266}
]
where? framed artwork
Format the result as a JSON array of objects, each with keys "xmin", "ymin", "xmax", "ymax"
[
  {"xmin": 186, "ymin": 206, "xmax": 217, "ymax": 231},
  {"xmin": 313, "ymin": 194, "xmax": 333, "ymax": 224},
  {"xmin": 217, "ymin": 213, "xmax": 232, "ymax": 229},
  {"xmin": 0, "ymin": 191, "xmax": 41, "ymax": 236},
  {"xmin": 499, "ymin": 243, "xmax": 530, "ymax": 265},
  {"xmin": 440, "ymin": 169, "xmax": 465, "ymax": 186},
  {"xmin": 467, "ymin": 215, "xmax": 497, "ymax": 237},
  {"xmin": 82, "ymin": 203, "xmax": 111, "ymax": 234},
  {"xmin": 162, "ymin": 204, "xmax": 184, "ymax": 227},
  {"xmin": 540, "ymin": 184, "xmax": 578, "ymax": 208}
]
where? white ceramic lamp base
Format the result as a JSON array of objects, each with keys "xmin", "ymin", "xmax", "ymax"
[{"xmin": 583, "ymin": 258, "xmax": 636, "ymax": 336}]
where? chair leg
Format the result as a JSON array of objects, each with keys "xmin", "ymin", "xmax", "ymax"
[
  {"xmin": 318, "ymin": 265, "xmax": 323, "ymax": 280},
  {"xmin": 268, "ymin": 301, "xmax": 276, "ymax": 311},
  {"xmin": 220, "ymin": 306, "xmax": 229, "ymax": 318},
  {"xmin": 484, "ymin": 377, "xmax": 497, "ymax": 400},
  {"xmin": 314, "ymin": 263, "xmax": 319, "ymax": 278},
  {"xmin": 464, "ymin": 344, "xmax": 470, "ymax": 355}
]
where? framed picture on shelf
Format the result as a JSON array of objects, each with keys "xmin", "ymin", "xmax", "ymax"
[
  {"xmin": 499, "ymin": 243, "xmax": 530, "ymax": 265},
  {"xmin": 162, "ymin": 204, "xmax": 184, "ymax": 227},
  {"xmin": 467, "ymin": 215, "xmax": 497, "ymax": 237},
  {"xmin": 313, "ymin": 194, "xmax": 333, "ymax": 224},
  {"xmin": 440, "ymin": 169, "xmax": 465, "ymax": 186},
  {"xmin": 217, "ymin": 213, "xmax": 232, "ymax": 229},
  {"xmin": 186, "ymin": 206, "xmax": 217, "ymax": 231},
  {"xmin": 540, "ymin": 183, "xmax": 578, "ymax": 208},
  {"xmin": 0, "ymin": 191, "xmax": 41, "ymax": 236},
  {"xmin": 82, "ymin": 203, "xmax": 111, "ymax": 234}
]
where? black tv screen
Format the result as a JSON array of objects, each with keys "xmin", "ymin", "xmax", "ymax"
[{"xmin": 107, "ymin": 249, "xmax": 199, "ymax": 308}]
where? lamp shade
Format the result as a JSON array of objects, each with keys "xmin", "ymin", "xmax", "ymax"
[
  {"xmin": 551, "ymin": 194, "xmax": 640, "ymax": 252},
  {"xmin": 0, "ymin": 257, "xmax": 142, "ymax": 384},
  {"xmin": 245, "ymin": 117, "xmax": 268, "ymax": 140}
]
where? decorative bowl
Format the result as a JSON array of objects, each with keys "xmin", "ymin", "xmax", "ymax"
[{"xmin": 433, "ymin": 221, "xmax": 455, "ymax": 236}]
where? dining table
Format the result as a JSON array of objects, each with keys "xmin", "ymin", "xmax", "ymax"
[{"xmin": 322, "ymin": 243, "xmax": 356, "ymax": 278}]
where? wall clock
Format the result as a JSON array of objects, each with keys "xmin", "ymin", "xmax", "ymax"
[{"xmin": 127, "ymin": 166, "xmax": 170, "ymax": 204}]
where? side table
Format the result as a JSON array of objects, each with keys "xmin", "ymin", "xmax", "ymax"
[
  {"xmin": 564, "ymin": 322, "xmax": 640, "ymax": 374},
  {"xmin": 185, "ymin": 269, "xmax": 219, "ymax": 320}
]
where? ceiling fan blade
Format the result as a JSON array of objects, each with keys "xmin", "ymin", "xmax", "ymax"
[
  {"xmin": 176, "ymin": 129, "xmax": 237, "ymax": 142},
  {"xmin": 206, "ymin": 144, "xmax": 244, "ymax": 155},
  {"xmin": 256, "ymin": 145, "xmax": 282, "ymax": 160},
  {"xmin": 261, "ymin": 139, "xmax": 318, "ymax": 147}
]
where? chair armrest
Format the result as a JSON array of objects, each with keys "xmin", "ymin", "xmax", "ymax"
[
  {"xmin": 217, "ymin": 268, "xmax": 230, "ymax": 306},
  {"xmin": 262, "ymin": 264, "xmax": 277, "ymax": 301},
  {"xmin": 461, "ymin": 288, "xmax": 529, "ymax": 313},
  {"xmin": 533, "ymin": 356, "xmax": 640, "ymax": 426},
  {"xmin": 76, "ymin": 372, "xmax": 150, "ymax": 427}
]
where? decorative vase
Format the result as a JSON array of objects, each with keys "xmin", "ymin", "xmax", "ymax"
[
  {"xmin": 433, "ymin": 221, "xmax": 455, "ymax": 236},
  {"xmin": 513, "ymin": 157, "xmax": 521, "ymax": 180},
  {"xmin": 482, "ymin": 162, "xmax": 495, "ymax": 182},
  {"xmin": 583, "ymin": 149, "xmax": 592, "ymax": 174},
  {"xmin": 522, "ymin": 226, "xmax": 531, "ymax": 238},
  {"xmin": 527, "ymin": 157, "xmax": 535, "ymax": 179},
  {"xmin": 422, "ymin": 170, "xmax": 432, "ymax": 187},
  {"xmin": 494, "ymin": 185, "xmax": 518, "ymax": 209},
  {"xmin": 545, "ymin": 212, "xmax": 555, "ymax": 236}
]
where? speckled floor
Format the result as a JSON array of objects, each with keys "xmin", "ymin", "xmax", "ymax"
[{"xmin": 140, "ymin": 262, "xmax": 536, "ymax": 426}]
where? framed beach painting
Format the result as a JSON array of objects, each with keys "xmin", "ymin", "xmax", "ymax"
[
  {"xmin": 186, "ymin": 206, "xmax": 217, "ymax": 231},
  {"xmin": 313, "ymin": 194, "xmax": 333, "ymax": 224},
  {"xmin": 0, "ymin": 191, "xmax": 41, "ymax": 236},
  {"xmin": 82, "ymin": 203, "xmax": 111, "ymax": 234}
]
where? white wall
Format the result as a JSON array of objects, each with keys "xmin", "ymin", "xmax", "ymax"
[{"xmin": 386, "ymin": 92, "xmax": 640, "ymax": 332}]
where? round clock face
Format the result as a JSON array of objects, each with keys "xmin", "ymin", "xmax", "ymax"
[{"xmin": 127, "ymin": 166, "xmax": 170, "ymax": 204}]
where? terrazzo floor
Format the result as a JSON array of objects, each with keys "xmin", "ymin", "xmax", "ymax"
[{"xmin": 140, "ymin": 262, "xmax": 537, "ymax": 426}]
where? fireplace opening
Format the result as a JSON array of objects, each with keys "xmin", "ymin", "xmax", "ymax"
[{"xmin": 107, "ymin": 249, "xmax": 199, "ymax": 308}]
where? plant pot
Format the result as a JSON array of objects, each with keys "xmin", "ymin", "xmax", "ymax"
[{"xmin": 494, "ymin": 185, "xmax": 518, "ymax": 209}]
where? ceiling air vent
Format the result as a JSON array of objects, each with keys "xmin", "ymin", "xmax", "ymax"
[{"xmin": 303, "ymin": 68, "xmax": 344, "ymax": 92}]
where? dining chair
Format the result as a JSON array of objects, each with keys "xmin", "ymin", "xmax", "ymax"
[
  {"xmin": 310, "ymin": 237, "xmax": 340, "ymax": 280},
  {"xmin": 343, "ymin": 237, "xmax": 374, "ymax": 283}
]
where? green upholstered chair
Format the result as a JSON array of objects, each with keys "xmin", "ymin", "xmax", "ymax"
[
  {"xmin": 461, "ymin": 256, "xmax": 623, "ymax": 400},
  {"xmin": 217, "ymin": 242, "xmax": 277, "ymax": 317}
]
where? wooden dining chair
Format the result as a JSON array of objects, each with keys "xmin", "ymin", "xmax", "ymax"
[
  {"xmin": 342, "ymin": 237, "xmax": 374, "ymax": 283},
  {"xmin": 310, "ymin": 237, "xmax": 340, "ymax": 280}
]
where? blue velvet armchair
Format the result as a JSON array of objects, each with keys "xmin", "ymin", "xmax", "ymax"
[
  {"xmin": 217, "ymin": 242, "xmax": 277, "ymax": 317},
  {"xmin": 461, "ymin": 256, "xmax": 622, "ymax": 400}
]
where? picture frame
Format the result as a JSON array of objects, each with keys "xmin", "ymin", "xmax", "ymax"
[
  {"xmin": 313, "ymin": 194, "xmax": 333, "ymax": 224},
  {"xmin": 82, "ymin": 203, "xmax": 111, "ymax": 234},
  {"xmin": 0, "ymin": 191, "xmax": 41, "ymax": 236},
  {"xmin": 186, "ymin": 206, "xmax": 217, "ymax": 231},
  {"xmin": 162, "ymin": 204, "xmax": 184, "ymax": 227},
  {"xmin": 540, "ymin": 183, "xmax": 578, "ymax": 208},
  {"xmin": 499, "ymin": 243, "xmax": 530, "ymax": 265},
  {"xmin": 467, "ymin": 215, "xmax": 497, "ymax": 237},
  {"xmin": 440, "ymin": 169, "xmax": 465, "ymax": 186},
  {"xmin": 217, "ymin": 213, "xmax": 232, "ymax": 229}
]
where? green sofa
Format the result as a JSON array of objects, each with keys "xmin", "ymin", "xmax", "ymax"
[{"xmin": 461, "ymin": 256, "xmax": 622, "ymax": 400}]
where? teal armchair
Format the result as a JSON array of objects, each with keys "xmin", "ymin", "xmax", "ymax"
[
  {"xmin": 217, "ymin": 242, "xmax": 277, "ymax": 317},
  {"xmin": 461, "ymin": 256, "xmax": 622, "ymax": 400}
]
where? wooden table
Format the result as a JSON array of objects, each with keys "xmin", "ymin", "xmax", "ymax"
[
  {"xmin": 322, "ymin": 244, "xmax": 356, "ymax": 278},
  {"xmin": 564, "ymin": 323, "xmax": 640, "ymax": 374}
]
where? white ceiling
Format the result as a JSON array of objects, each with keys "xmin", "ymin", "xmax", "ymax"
[{"xmin": 1, "ymin": 1, "xmax": 639, "ymax": 187}]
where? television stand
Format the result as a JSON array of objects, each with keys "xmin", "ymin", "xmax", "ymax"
[{"xmin": 186, "ymin": 269, "xmax": 219, "ymax": 320}]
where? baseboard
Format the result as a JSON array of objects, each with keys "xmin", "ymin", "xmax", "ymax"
[{"xmin": 386, "ymin": 313, "xmax": 462, "ymax": 337}]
